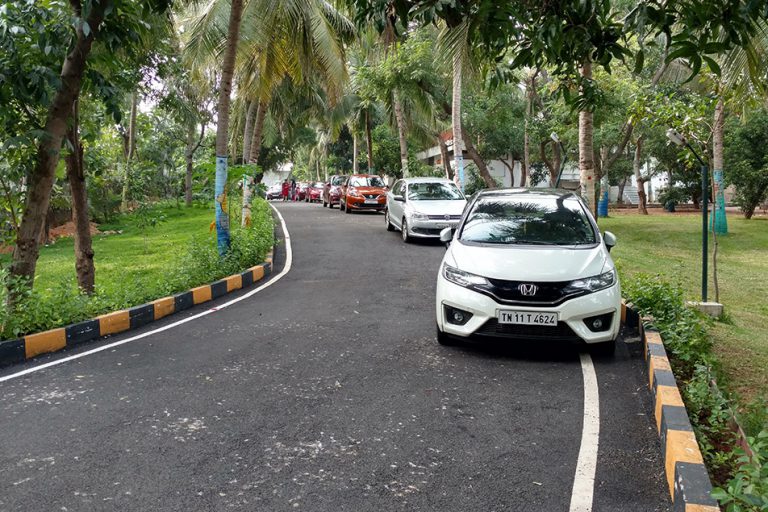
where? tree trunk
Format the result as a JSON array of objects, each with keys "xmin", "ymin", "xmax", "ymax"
[
  {"xmin": 523, "ymin": 74, "xmax": 534, "ymax": 187},
  {"xmin": 242, "ymin": 100, "xmax": 256, "ymax": 164},
  {"xmin": 392, "ymin": 89, "xmax": 409, "ymax": 177},
  {"xmin": 462, "ymin": 130, "xmax": 496, "ymax": 188},
  {"xmin": 248, "ymin": 100, "xmax": 268, "ymax": 164},
  {"xmin": 540, "ymin": 140, "xmax": 561, "ymax": 186},
  {"xmin": 438, "ymin": 136, "xmax": 454, "ymax": 180},
  {"xmin": 121, "ymin": 89, "xmax": 138, "ymax": 212},
  {"xmin": 617, "ymin": 176, "xmax": 627, "ymax": 204},
  {"xmin": 578, "ymin": 61, "xmax": 597, "ymax": 215},
  {"xmin": 365, "ymin": 110, "xmax": 374, "ymax": 171},
  {"xmin": 352, "ymin": 132, "xmax": 358, "ymax": 173},
  {"xmin": 712, "ymin": 97, "xmax": 728, "ymax": 232},
  {"xmin": 214, "ymin": 0, "xmax": 244, "ymax": 255},
  {"xmin": 634, "ymin": 138, "xmax": 648, "ymax": 215},
  {"xmin": 185, "ymin": 122, "xmax": 204, "ymax": 206},
  {"xmin": 452, "ymin": 51, "xmax": 465, "ymax": 190},
  {"xmin": 9, "ymin": 0, "xmax": 106, "ymax": 290},
  {"xmin": 66, "ymin": 100, "xmax": 95, "ymax": 294}
]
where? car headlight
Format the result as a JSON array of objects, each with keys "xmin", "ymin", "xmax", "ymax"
[
  {"xmin": 349, "ymin": 189, "xmax": 361, "ymax": 197},
  {"xmin": 410, "ymin": 212, "xmax": 428, "ymax": 220},
  {"xmin": 564, "ymin": 270, "xmax": 616, "ymax": 294},
  {"xmin": 442, "ymin": 264, "xmax": 489, "ymax": 287}
]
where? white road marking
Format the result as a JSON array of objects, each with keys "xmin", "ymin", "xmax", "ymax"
[
  {"xmin": 569, "ymin": 352, "xmax": 600, "ymax": 512},
  {"xmin": 0, "ymin": 204, "xmax": 293, "ymax": 384}
]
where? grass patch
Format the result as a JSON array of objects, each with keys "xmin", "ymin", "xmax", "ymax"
[
  {"xmin": 601, "ymin": 212, "xmax": 768, "ymax": 424},
  {"xmin": 1, "ymin": 199, "xmax": 274, "ymax": 339}
]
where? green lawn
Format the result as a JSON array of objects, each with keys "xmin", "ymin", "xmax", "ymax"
[
  {"xmin": 20, "ymin": 204, "xmax": 215, "ymax": 295},
  {"xmin": 601, "ymin": 211, "xmax": 768, "ymax": 408}
]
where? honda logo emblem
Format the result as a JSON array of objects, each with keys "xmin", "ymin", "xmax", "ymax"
[{"xmin": 518, "ymin": 284, "xmax": 538, "ymax": 296}]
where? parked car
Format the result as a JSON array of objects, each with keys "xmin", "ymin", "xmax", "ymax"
[
  {"xmin": 339, "ymin": 174, "xmax": 388, "ymax": 214},
  {"xmin": 323, "ymin": 175, "xmax": 349, "ymax": 208},
  {"xmin": 435, "ymin": 188, "xmax": 620, "ymax": 353},
  {"xmin": 296, "ymin": 182, "xmax": 309, "ymax": 201},
  {"xmin": 385, "ymin": 177, "xmax": 466, "ymax": 242},
  {"xmin": 306, "ymin": 181, "xmax": 324, "ymax": 202},
  {"xmin": 266, "ymin": 183, "xmax": 282, "ymax": 200}
]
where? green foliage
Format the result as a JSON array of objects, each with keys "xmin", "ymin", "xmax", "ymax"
[
  {"xmin": 725, "ymin": 109, "xmax": 768, "ymax": 219},
  {"xmin": 0, "ymin": 200, "xmax": 274, "ymax": 339},
  {"xmin": 712, "ymin": 431, "xmax": 768, "ymax": 512}
]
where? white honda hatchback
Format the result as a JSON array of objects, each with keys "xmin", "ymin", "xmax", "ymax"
[{"xmin": 435, "ymin": 189, "xmax": 621, "ymax": 352}]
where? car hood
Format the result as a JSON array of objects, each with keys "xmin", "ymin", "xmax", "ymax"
[
  {"xmin": 409, "ymin": 200, "xmax": 467, "ymax": 216},
  {"xmin": 447, "ymin": 240, "xmax": 609, "ymax": 282}
]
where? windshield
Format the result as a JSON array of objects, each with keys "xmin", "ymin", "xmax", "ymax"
[
  {"xmin": 350, "ymin": 176, "xmax": 385, "ymax": 187},
  {"xmin": 331, "ymin": 176, "xmax": 348, "ymax": 186},
  {"xmin": 313, "ymin": 182, "xmax": 324, "ymax": 188},
  {"xmin": 460, "ymin": 196, "xmax": 596, "ymax": 245},
  {"xmin": 407, "ymin": 182, "xmax": 463, "ymax": 200}
]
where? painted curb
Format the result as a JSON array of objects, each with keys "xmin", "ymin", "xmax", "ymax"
[
  {"xmin": 622, "ymin": 301, "xmax": 720, "ymax": 512},
  {"xmin": 0, "ymin": 250, "xmax": 274, "ymax": 368}
]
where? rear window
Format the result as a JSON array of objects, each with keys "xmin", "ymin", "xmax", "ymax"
[{"xmin": 460, "ymin": 196, "xmax": 596, "ymax": 245}]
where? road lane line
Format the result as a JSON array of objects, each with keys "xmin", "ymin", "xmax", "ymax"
[
  {"xmin": 0, "ymin": 204, "xmax": 293, "ymax": 384},
  {"xmin": 569, "ymin": 353, "xmax": 600, "ymax": 512}
]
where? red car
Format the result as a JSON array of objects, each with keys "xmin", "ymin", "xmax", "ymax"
[
  {"xmin": 340, "ymin": 174, "xmax": 388, "ymax": 214},
  {"xmin": 295, "ymin": 182, "xmax": 309, "ymax": 201},
  {"xmin": 306, "ymin": 181, "xmax": 324, "ymax": 202},
  {"xmin": 323, "ymin": 175, "xmax": 349, "ymax": 208}
]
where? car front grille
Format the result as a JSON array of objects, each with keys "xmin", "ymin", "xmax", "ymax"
[
  {"xmin": 411, "ymin": 227, "xmax": 442, "ymax": 235},
  {"xmin": 474, "ymin": 319, "xmax": 581, "ymax": 342},
  {"xmin": 364, "ymin": 194, "xmax": 382, "ymax": 199},
  {"xmin": 470, "ymin": 278, "xmax": 588, "ymax": 307},
  {"xmin": 427, "ymin": 214, "xmax": 462, "ymax": 220}
]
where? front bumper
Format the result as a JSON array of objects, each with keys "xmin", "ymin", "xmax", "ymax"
[
  {"xmin": 348, "ymin": 196, "xmax": 386, "ymax": 210},
  {"xmin": 407, "ymin": 218, "xmax": 461, "ymax": 238},
  {"xmin": 435, "ymin": 274, "xmax": 621, "ymax": 344}
]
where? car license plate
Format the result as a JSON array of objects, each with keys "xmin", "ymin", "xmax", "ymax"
[
  {"xmin": 364, "ymin": 199, "xmax": 378, "ymax": 204},
  {"xmin": 498, "ymin": 310, "xmax": 558, "ymax": 326},
  {"xmin": 435, "ymin": 223, "xmax": 450, "ymax": 228}
]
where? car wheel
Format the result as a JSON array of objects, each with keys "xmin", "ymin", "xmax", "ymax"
[
  {"xmin": 401, "ymin": 218, "xmax": 411, "ymax": 243},
  {"xmin": 385, "ymin": 210, "xmax": 394, "ymax": 231},
  {"xmin": 345, "ymin": 200, "xmax": 352, "ymax": 214},
  {"xmin": 436, "ymin": 324, "xmax": 455, "ymax": 346}
]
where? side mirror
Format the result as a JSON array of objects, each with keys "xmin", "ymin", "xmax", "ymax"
[
  {"xmin": 440, "ymin": 227, "xmax": 454, "ymax": 247},
  {"xmin": 393, "ymin": 195, "xmax": 405, "ymax": 202},
  {"xmin": 603, "ymin": 231, "xmax": 617, "ymax": 252}
]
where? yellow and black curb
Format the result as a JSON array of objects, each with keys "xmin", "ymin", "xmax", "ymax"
[
  {"xmin": 0, "ymin": 250, "xmax": 274, "ymax": 368},
  {"xmin": 622, "ymin": 302, "xmax": 720, "ymax": 512}
]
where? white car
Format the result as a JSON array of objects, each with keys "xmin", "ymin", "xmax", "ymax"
[
  {"xmin": 435, "ymin": 189, "xmax": 621, "ymax": 352},
  {"xmin": 385, "ymin": 177, "xmax": 467, "ymax": 242}
]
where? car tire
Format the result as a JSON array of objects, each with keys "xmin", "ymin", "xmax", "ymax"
[
  {"xmin": 401, "ymin": 218, "xmax": 411, "ymax": 243},
  {"xmin": 345, "ymin": 200, "xmax": 352, "ymax": 214},
  {"xmin": 385, "ymin": 210, "xmax": 394, "ymax": 231},
  {"xmin": 436, "ymin": 325, "xmax": 455, "ymax": 346}
]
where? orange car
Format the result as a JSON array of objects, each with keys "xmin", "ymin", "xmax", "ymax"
[{"xmin": 339, "ymin": 174, "xmax": 389, "ymax": 213}]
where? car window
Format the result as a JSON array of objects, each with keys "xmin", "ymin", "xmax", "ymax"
[
  {"xmin": 314, "ymin": 182, "xmax": 324, "ymax": 188},
  {"xmin": 407, "ymin": 182, "xmax": 463, "ymax": 201},
  {"xmin": 331, "ymin": 176, "xmax": 347, "ymax": 186},
  {"xmin": 350, "ymin": 176, "xmax": 385, "ymax": 187},
  {"xmin": 460, "ymin": 196, "xmax": 596, "ymax": 245},
  {"xmin": 392, "ymin": 181, "xmax": 404, "ymax": 196}
]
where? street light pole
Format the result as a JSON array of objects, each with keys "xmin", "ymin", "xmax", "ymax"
[{"xmin": 666, "ymin": 129, "xmax": 708, "ymax": 302}]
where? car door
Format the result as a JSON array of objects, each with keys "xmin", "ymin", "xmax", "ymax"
[{"xmin": 389, "ymin": 180, "xmax": 406, "ymax": 228}]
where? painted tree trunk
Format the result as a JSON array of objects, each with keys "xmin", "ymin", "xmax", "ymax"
[
  {"xmin": 438, "ymin": 136, "xmax": 454, "ymax": 180},
  {"xmin": 242, "ymin": 101, "xmax": 256, "ymax": 164},
  {"xmin": 241, "ymin": 175, "xmax": 253, "ymax": 227},
  {"xmin": 121, "ymin": 89, "xmax": 138, "ymax": 212},
  {"xmin": 634, "ymin": 138, "xmax": 648, "ymax": 215},
  {"xmin": 66, "ymin": 100, "xmax": 95, "ymax": 294},
  {"xmin": 185, "ymin": 124, "xmax": 195, "ymax": 207},
  {"xmin": 214, "ymin": 0, "xmax": 244, "ymax": 255},
  {"xmin": 9, "ymin": 2, "xmax": 106, "ymax": 290},
  {"xmin": 452, "ymin": 51, "xmax": 465, "ymax": 190},
  {"xmin": 392, "ymin": 89, "xmax": 409, "ymax": 177},
  {"xmin": 578, "ymin": 61, "xmax": 597, "ymax": 215},
  {"xmin": 365, "ymin": 110, "xmax": 373, "ymax": 171},
  {"xmin": 712, "ymin": 97, "xmax": 728, "ymax": 233}
]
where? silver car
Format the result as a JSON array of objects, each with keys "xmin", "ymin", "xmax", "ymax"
[{"xmin": 385, "ymin": 177, "xmax": 467, "ymax": 242}]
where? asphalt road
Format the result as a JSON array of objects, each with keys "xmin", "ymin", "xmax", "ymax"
[{"xmin": 0, "ymin": 201, "xmax": 670, "ymax": 511}]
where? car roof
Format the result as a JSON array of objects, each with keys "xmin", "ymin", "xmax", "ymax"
[
  {"xmin": 399, "ymin": 177, "xmax": 454, "ymax": 184},
  {"xmin": 348, "ymin": 173, "xmax": 381, "ymax": 178},
  {"xmin": 475, "ymin": 187, "xmax": 581, "ymax": 201}
]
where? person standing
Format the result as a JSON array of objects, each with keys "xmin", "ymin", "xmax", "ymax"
[
  {"xmin": 290, "ymin": 178, "xmax": 297, "ymax": 201},
  {"xmin": 281, "ymin": 180, "xmax": 290, "ymax": 201}
]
